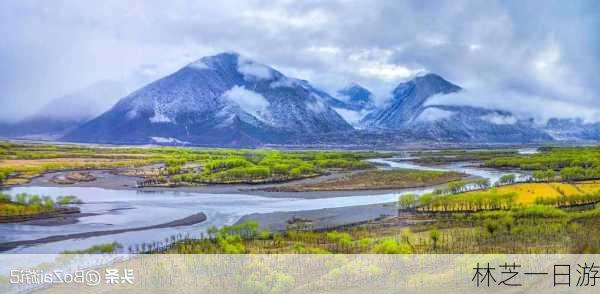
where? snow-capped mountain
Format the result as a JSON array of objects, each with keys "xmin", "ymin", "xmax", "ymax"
[
  {"xmin": 63, "ymin": 52, "xmax": 353, "ymax": 147},
  {"xmin": 360, "ymin": 73, "xmax": 552, "ymax": 142}
]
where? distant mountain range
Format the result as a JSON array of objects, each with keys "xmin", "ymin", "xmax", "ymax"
[{"xmin": 1, "ymin": 52, "xmax": 598, "ymax": 147}]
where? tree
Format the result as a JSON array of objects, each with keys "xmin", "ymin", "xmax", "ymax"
[
  {"xmin": 429, "ymin": 229, "xmax": 441, "ymax": 251},
  {"xmin": 474, "ymin": 178, "xmax": 491, "ymax": 190},
  {"xmin": 326, "ymin": 231, "xmax": 352, "ymax": 248},
  {"xmin": 400, "ymin": 228, "xmax": 413, "ymax": 249},
  {"xmin": 497, "ymin": 174, "xmax": 516, "ymax": 186},
  {"xmin": 532, "ymin": 169, "xmax": 555, "ymax": 182},
  {"xmin": 483, "ymin": 219, "xmax": 500, "ymax": 235},
  {"xmin": 0, "ymin": 193, "xmax": 11, "ymax": 203},
  {"xmin": 0, "ymin": 171, "xmax": 7, "ymax": 184},
  {"xmin": 398, "ymin": 193, "xmax": 417, "ymax": 211},
  {"xmin": 207, "ymin": 226, "xmax": 218, "ymax": 240},
  {"xmin": 371, "ymin": 238, "xmax": 412, "ymax": 254},
  {"xmin": 448, "ymin": 181, "xmax": 467, "ymax": 194},
  {"xmin": 560, "ymin": 167, "xmax": 585, "ymax": 182}
]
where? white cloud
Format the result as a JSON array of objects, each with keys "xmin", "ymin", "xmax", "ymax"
[
  {"xmin": 188, "ymin": 60, "xmax": 210, "ymax": 70},
  {"xmin": 307, "ymin": 99, "xmax": 327, "ymax": 113},
  {"xmin": 332, "ymin": 108, "xmax": 366, "ymax": 125},
  {"xmin": 241, "ymin": 7, "xmax": 329, "ymax": 29},
  {"xmin": 237, "ymin": 56, "xmax": 273, "ymax": 80},
  {"xmin": 349, "ymin": 48, "xmax": 423, "ymax": 82},
  {"xmin": 269, "ymin": 77, "xmax": 299, "ymax": 89},
  {"xmin": 415, "ymin": 107, "xmax": 455, "ymax": 122},
  {"xmin": 468, "ymin": 44, "xmax": 481, "ymax": 51},
  {"xmin": 428, "ymin": 88, "xmax": 600, "ymax": 124},
  {"xmin": 480, "ymin": 113, "xmax": 517, "ymax": 125},
  {"xmin": 307, "ymin": 46, "xmax": 342, "ymax": 55},
  {"xmin": 359, "ymin": 64, "xmax": 418, "ymax": 81},
  {"xmin": 222, "ymin": 85, "xmax": 271, "ymax": 120}
]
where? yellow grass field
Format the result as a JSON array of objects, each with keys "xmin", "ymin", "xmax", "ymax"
[
  {"xmin": 0, "ymin": 157, "xmax": 151, "ymax": 184},
  {"xmin": 475, "ymin": 182, "xmax": 600, "ymax": 204}
]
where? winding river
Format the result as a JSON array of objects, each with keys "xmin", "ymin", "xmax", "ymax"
[{"xmin": 0, "ymin": 158, "xmax": 522, "ymax": 253}]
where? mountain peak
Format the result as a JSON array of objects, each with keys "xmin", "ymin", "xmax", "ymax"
[
  {"xmin": 335, "ymin": 83, "xmax": 374, "ymax": 111},
  {"xmin": 392, "ymin": 73, "xmax": 461, "ymax": 98}
]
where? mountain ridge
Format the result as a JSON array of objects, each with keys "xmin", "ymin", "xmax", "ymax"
[{"xmin": 3, "ymin": 52, "xmax": 596, "ymax": 146}]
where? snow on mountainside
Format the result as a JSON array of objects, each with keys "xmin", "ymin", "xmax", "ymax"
[
  {"xmin": 544, "ymin": 118, "xmax": 600, "ymax": 141},
  {"xmin": 361, "ymin": 73, "xmax": 462, "ymax": 128},
  {"xmin": 334, "ymin": 83, "xmax": 375, "ymax": 111},
  {"xmin": 360, "ymin": 73, "xmax": 552, "ymax": 143},
  {"xmin": 325, "ymin": 83, "xmax": 376, "ymax": 126},
  {"xmin": 63, "ymin": 52, "xmax": 353, "ymax": 147}
]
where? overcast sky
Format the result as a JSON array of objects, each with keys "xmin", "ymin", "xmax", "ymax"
[{"xmin": 1, "ymin": 0, "xmax": 599, "ymax": 123}]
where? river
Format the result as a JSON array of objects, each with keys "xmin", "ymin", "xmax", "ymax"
[{"xmin": 0, "ymin": 158, "xmax": 522, "ymax": 253}]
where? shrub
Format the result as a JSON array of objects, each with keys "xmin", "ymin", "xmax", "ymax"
[
  {"xmin": 0, "ymin": 193, "xmax": 10, "ymax": 203},
  {"xmin": 372, "ymin": 238, "xmax": 412, "ymax": 254},
  {"xmin": 326, "ymin": 231, "xmax": 352, "ymax": 247}
]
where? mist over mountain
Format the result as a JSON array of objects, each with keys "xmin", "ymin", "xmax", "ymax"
[
  {"xmin": 544, "ymin": 118, "xmax": 600, "ymax": 141},
  {"xmin": 0, "ymin": 79, "xmax": 144, "ymax": 139}
]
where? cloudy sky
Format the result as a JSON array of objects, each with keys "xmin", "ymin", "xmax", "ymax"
[{"xmin": 1, "ymin": 0, "xmax": 599, "ymax": 123}]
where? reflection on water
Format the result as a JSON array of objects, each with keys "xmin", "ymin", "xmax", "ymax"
[{"xmin": 0, "ymin": 158, "xmax": 523, "ymax": 253}]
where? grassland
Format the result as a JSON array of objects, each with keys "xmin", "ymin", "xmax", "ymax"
[
  {"xmin": 263, "ymin": 169, "xmax": 465, "ymax": 192},
  {"xmin": 0, "ymin": 141, "xmax": 389, "ymax": 187}
]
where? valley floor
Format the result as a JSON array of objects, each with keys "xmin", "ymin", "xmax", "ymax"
[{"xmin": 3, "ymin": 141, "xmax": 600, "ymax": 255}]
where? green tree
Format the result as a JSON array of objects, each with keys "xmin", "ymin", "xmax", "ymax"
[
  {"xmin": 533, "ymin": 169, "xmax": 555, "ymax": 182},
  {"xmin": 497, "ymin": 174, "xmax": 516, "ymax": 186},
  {"xmin": 429, "ymin": 229, "xmax": 440, "ymax": 251},
  {"xmin": 448, "ymin": 181, "xmax": 467, "ymax": 194},
  {"xmin": 560, "ymin": 167, "xmax": 585, "ymax": 182},
  {"xmin": 398, "ymin": 193, "xmax": 417, "ymax": 211},
  {"xmin": 372, "ymin": 238, "xmax": 412, "ymax": 254},
  {"xmin": 474, "ymin": 178, "xmax": 491, "ymax": 189}
]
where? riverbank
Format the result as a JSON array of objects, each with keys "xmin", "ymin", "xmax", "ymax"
[
  {"xmin": 236, "ymin": 202, "xmax": 401, "ymax": 231},
  {"xmin": 0, "ymin": 212, "xmax": 207, "ymax": 252},
  {"xmin": 0, "ymin": 206, "xmax": 81, "ymax": 224},
  {"xmin": 261, "ymin": 169, "xmax": 465, "ymax": 192}
]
